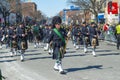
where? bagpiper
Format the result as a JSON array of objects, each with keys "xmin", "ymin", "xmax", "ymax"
[
  {"xmin": 16, "ymin": 23, "xmax": 28, "ymax": 61},
  {"xmin": 43, "ymin": 24, "xmax": 50, "ymax": 51},
  {"xmin": 8, "ymin": 25, "xmax": 18, "ymax": 56},
  {"xmin": 73, "ymin": 24, "xmax": 81, "ymax": 50},
  {"xmin": 48, "ymin": 16, "xmax": 66, "ymax": 74},
  {"xmin": 81, "ymin": 22, "xmax": 90, "ymax": 53},
  {"xmin": 32, "ymin": 23, "xmax": 40, "ymax": 48},
  {"xmin": 88, "ymin": 22, "xmax": 99, "ymax": 56}
]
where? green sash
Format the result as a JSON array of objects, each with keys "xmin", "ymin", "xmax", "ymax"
[{"xmin": 53, "ymin": 28, "xmax": 65, "ymax": 44}]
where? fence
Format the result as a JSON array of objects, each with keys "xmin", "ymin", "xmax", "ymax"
[{"xmin": 99, "ymin": 30, "xmax": 117, "ymax": 42}]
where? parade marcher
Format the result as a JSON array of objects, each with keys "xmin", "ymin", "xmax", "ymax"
[
  {"xmin": 89, "ymin": 22, "xmax": 98, "ymax": 56},
  {"xmin": 4, "ymin": 27, "xmax": 9, "ymax": 49},
  {"xmin": 0, "ymin": 27, "xmax": 4, "ymax": 49},
  {"xmin": 8, "ymin": 26, "xmax": 18, "ymax": 56},
  {"xmin": 115, "ymin": 22, "xmax": 120, "ymax": 50},
  {"xmin": 47, "ymin": 24, "xmax": 53, "ymax": 54},
  {"xmin": 71, "ymin": 24, "xmax": 76, "ymax": 47},
  {"xmin": 27, "ymin": 25, "xmax": 33, "ymax": 43},
  {"xmin": 17, "ymin": 23, "xmax": 28, "ymax": 61},
  {"xmin": 32, "ymin": 23, "xmax": 40, "ymax": 48},
  {"xmin": 81, "ymin": 22, "xmax": 90, "ymax": 53},
  {"xmin": 73, "ymin": 24, "xmax": 81, "ymax": 50},
  {"xmin": 48, "ymin": 16, "xmax": 66, "ymax": 74},
  {"xmin": 43, "ymin": 24, "xmax": 50, "ymax": 50}
]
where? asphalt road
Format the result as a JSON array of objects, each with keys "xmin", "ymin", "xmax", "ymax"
[{"xmin": 0, "ymin": 40, "xmax": 120, "ymax": 80}]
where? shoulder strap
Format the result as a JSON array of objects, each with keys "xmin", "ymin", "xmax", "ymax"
[{"xmin": 53, "ymin": 28, "xmax": 65, "ymax": 43}]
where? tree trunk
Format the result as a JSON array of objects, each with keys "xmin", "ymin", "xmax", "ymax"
[{"xmin": 95, "ymin": 13, "xmax": 98, "ymax": 24}]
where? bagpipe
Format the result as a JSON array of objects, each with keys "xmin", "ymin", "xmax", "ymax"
[
  {"xmin": 12, "ymin": 39, "xmax": 17, "ymax": 48},
  {"xmin": 21, "ymin": 40, "xmax": 26, "ymax": 50},
  {"xmin": 19, "ymin": 28, "xmax": 28, "ymax": 50}
]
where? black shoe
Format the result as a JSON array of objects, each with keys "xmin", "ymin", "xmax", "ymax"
[
  {"xmin": 21, "ymin": 59, "xmax": 24, "ymax": 62},
  {"xmin": 59, "ymin": 70, "xmax": 66, "ymax": 74},
  {"xmin": 93, "ymin": 55, "xmax": 97, "ymax": 57},
  {"xmin": 64, "ymin": 51, "xmax": 66, "ymax": 54},
  {"xmin": 48, "ymin": 52, "xmax": 51, "ymax": 55}
]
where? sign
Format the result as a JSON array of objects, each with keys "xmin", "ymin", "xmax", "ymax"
[
  {"xmin": 98, "ymin": 13, "xmax": 104, "ymax": 19},
  {"xmin": 108, "ymin": 1, "xmax": 118, "ymax": 14},
  {"xmin": 98, "ymin": 13, "xmax": 105, "ymax": 23},
  {"xmin": 111, "ymin": 2, "xmax": 118, "ymax": 14},
  {"xmin": 70, "ymin": 6, "xmax": 74, "ymax": 10}
]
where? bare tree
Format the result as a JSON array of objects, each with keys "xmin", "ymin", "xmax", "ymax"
[
  {"xmin": 0, "ymin": 0, "xmax": 10, "ymax": 26},
  {"xmin": 67, "ymin": 0, "xmax": 106, "ymax": 23}
]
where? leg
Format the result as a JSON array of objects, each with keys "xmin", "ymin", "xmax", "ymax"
[
  {"xmin": 84, "ymin": 37, "xmax": 88, "ymax": 53},
  {"xmin": 92, "ymin": 38, "xmax": 96, "ymax": 56},
  {"xmin": 20, "ymin": 49, "xmax": 25, "ymax": 62},
  {"xmin": 10, "ymin": 48, "xmax": 14, "ymax": 57}
]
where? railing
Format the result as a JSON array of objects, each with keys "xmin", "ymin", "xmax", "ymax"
[{"xmin": 99, "ymin": 30, "xmax": 117, "ymax": 43}]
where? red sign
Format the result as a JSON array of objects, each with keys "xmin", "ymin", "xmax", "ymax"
[
  {"xmin": 108, "ymin": 2, "xmax": 118, "ymax": 14},
  {"xmin": 111, "ymin": 2, "xmax": 118, "ymax": 14}
]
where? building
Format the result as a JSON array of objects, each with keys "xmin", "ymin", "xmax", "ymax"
[
  {"xmin": 21, "ymin": 2, "xmax": 37, "ymax": 19},
  {"xmin": 9, "ymin": 0, "xmax": 21, "ymax": 13},
  {"xmin": 59, "ymin": 9, "xmax": 91, "ymax": 25}
]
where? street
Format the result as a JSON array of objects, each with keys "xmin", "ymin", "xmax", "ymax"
[{"xmin": 0, "ymin": 40, "xmax": 120, "ymax": 80}]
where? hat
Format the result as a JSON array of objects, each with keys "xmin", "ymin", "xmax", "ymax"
[
  {"xmin": 91, "ymin": 22, "xmax": 95, "ymax": 25},
  {"xmin": 52, "ymin": 16, "xmax": 62, "ymax": 28},
  {"xmin": 82, "ymin": 22, "xmax": 86, "ymax": 24}
]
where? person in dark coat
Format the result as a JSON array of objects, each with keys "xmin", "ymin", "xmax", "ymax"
[
  {"xmin": 32, "ymin": 23, "xmax": 40, "ymax": 48},
  {"xmin": 73, "ymin": 24, "xmax": 81, "ymax": 50},
  {"xmin": 89, "ymin": 22, "xmax": 98, "ymax": 56},
  {"xmin": 81, "ymin": 22, "xmax": 90, "ymax": 53},
  {"xmin": 47, "ymin": 24, "xmax": 53, "ymax": 54},
  {"xmin": 16, "ymin": 23, "xmax": 28, "ymax": 61},
  {"xmin": 8, "ymin": 26, "xmax": 18, "ymax": 56},
  {"xmin": 48, "ymin": 16, "xmax": 66, "ymax": 74},
  {"xmin": 0, "ymin": 27, "xmax": 4, "ymax": 49},
  {"xmin": 43, "ymin": 24, "xmax": 50, "ymax": 50}
]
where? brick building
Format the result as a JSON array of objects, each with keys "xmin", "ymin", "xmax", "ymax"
[
  {"xmin": 21, "ymin": 2, "xmax": 37, "ymax": 19},
  {"xmin": 59, "ymin": 10, "xmax": 91, "ymax": 25}
]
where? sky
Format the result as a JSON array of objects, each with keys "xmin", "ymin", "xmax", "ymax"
[{"xmin": 30, "ymin": 0, "xmax": 69, "ymax": 17}]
